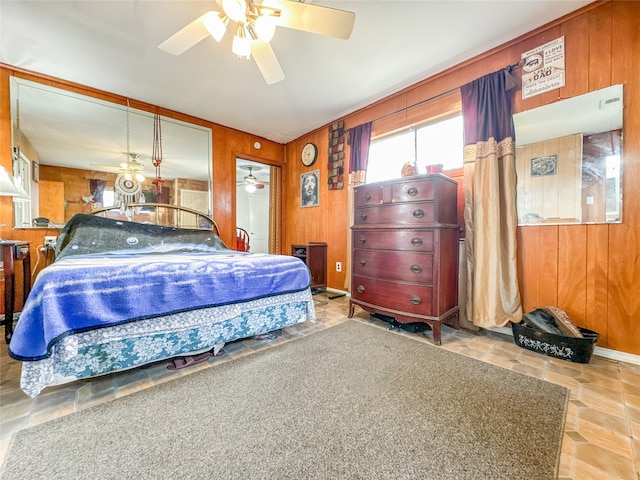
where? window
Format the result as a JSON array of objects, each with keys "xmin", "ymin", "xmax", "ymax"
[
  {"xmin": 367, "ymin": 115, "xmax": 463, "ymax": 184},
  {"xmin": 102, "ymin": 189, "xmax": 115, "ymax": 208}
]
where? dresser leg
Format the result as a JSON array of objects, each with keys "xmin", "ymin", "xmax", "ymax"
[
  {"xmin": 432, "ymin": 323, "xmax": 442, "ymax": 346},
  {"xmin": 348, "ymin": 300, "xmax": 355, "ymax": 318}
]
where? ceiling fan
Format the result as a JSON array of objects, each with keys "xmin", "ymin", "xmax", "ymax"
[
  {"xmin": 91, "ymin": 153, "xmax": 146, "ymax": 182},
  {"xmin": 238, "ymin": 165, "xmax": 267, "ymax": 191},
  {"xmin": 158, "ymin": 0, "xmax": 356, "ymax": 84}
]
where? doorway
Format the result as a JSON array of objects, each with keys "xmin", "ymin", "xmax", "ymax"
[{"xmin": 236, "ymin": 158, "xmax": 273, "ymax": 254}]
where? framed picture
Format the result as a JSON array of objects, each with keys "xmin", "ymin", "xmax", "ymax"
[
  {"xmin": 32, "ymin": 161, "xmax": 40, "ymax": 183},
  {"xmin": 530, "ymin": 154, "xmax": 557, "ymax": 177},
  {"xmin": 301, "ymin": 170, "xmax": 319, "ymax": 207}
]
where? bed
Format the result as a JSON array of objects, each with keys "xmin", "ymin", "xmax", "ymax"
[{"xmin": 9, "ymin": 203, "xmax": 316, "ymax": 397}]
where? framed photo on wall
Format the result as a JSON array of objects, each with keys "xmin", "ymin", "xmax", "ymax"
[
  {"xmin": 301, "ymin": 170, "xmax": 319, "ymax": 207},
  {"xmin": 530, "ymin": 154, "xmax": 557, "ymax": 177}
]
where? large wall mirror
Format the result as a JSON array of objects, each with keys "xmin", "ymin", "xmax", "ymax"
[
  {"xmin": 10, "ymin": 77, "xmax": 212, "ymax": 228},
  {"xmin": 514, "ymin": 84, "xmax": 623, "ymax": 225}
]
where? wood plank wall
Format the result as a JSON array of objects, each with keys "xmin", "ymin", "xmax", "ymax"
[{"xmin": 282, "ymin": 1, "xmax": 640, "ymax": 355}]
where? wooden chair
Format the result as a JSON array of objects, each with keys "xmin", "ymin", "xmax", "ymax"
[{"xmin": 236, "ymin": 227, "xmax": 250, "ymax": 252}]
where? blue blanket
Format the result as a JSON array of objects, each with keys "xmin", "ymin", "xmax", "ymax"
[{"xmin": 9, "ymin": 251, "xmax": 310, "ymax": 361}]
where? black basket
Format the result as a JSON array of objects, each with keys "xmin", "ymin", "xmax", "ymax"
[{"xmin": 511, "ymin": 321, "xmax": 599, "ymax": 363}]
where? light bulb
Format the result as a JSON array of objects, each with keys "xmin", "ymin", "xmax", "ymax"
[
  {"xmin": 202, "ymin": 12, "xmax": 228, "ymax": 42},
  {"xmin": 135, "ymin": 173, "xmax": 145, "ymax": 182},
  {"xmin": 124, "ymin": 173, "xmax": 133, "ymax": 181},
  {"xmin": 244, "ymin": 183, "xmax": 256, "ymax": 193},
  {"xmin": 232, "ymin": 28, "xmax": 251, "ymax": 59},
  {"xmin": 222, "ymin": 0, "xmax": 246, "ymax": 22},
  {"xmin": 255, "ymin": 15, "xmax": 276, "ymax": 42}
]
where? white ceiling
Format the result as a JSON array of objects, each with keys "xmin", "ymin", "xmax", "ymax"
[{"xmin": 1, "ymin": 0, "xmax": 594, "ymax": 147}]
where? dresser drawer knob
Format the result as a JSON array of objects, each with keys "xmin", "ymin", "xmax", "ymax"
[
  {"xmin": 407, "ymin": 187, "xmax": 419, "ymax": 196},
  {"xmin": 411, "ymin": 237, "xmax": 423, "ymax": 246},
  {"xmin": 412, "ymin": 209, "xmax": 425, "ymax": 218},
  {"xmin": 357, "ymin": 285, "xmax": 365, "ymax": 293},
  {"xmin": 364, "ymin": 193, "xmax": 371, "ymax": 201},
  {"xmin": 409, "ymin": 295, "xmax": 421, "ymax": 305},
  {"xmin": 410, "ymin": 264, "xmax": 422, "ymax": 273},
  {"xmin": 358, "ymin": 236, "xmax": 366, "ymax": 244},
  {"xmin": 358, "ymin": 259, "xmax": 366, "ymax": 266},
  {"xmin": 360, "ymin": 213, "xmax": 368, "ymax": 221}
]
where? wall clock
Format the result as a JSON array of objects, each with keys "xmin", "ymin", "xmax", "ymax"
[{"xmin": 301, "ymin": 142, "xmax": 318, "ymax": 167}]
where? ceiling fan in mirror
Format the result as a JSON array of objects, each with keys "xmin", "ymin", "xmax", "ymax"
[
  {"xmin": 157, "ymin": 0, "xmax": 356, "ymax": 84},
  {"xmin": 238, "ymin": 165, "xmax": 267, "ymax": 192},
  {"xmin": 90, "ymin": 153, "xmax": 146, "ymax": 182}
]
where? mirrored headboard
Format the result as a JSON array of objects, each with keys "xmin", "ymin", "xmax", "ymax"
[
  {"xmin": 514, "ymin": 84, "xmax": 623, "ymax": 225},
  {"xmin": 10, "ymin": 77, "xmax": 213, "ymax": 228}
]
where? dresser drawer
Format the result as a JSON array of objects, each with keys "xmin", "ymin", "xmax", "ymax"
[
  {"xmin": 354, "ymin": 185, "xmax": 384, "ymax": 206},
  {"xmin": 352, "ymin": 275, "xmax": 433, "ymax": 316},
  {"xmin": 391, "ymin": 178, "xmax": 435, "ymax": 203},
  {"xmin": 353, "ymin": 250, "xmax": 433, "ymax": 283},
  {"xmin": 352, "ymin": 229, "xmax": 434, "ymax": 252},
  {"xmin": 354, "ymin": 202, "xmax": 435, "ymax": 225}
]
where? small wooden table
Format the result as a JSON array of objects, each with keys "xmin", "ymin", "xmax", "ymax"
[{"xmin": 1, "ymin": 241, "xmax": 31, "ymax": 343}]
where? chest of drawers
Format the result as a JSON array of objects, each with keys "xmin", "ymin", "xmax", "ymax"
[{"xmin": 348, "ymin": 174, "xmax": 460, "ymax": 345}]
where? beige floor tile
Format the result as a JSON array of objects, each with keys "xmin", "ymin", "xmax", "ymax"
[
  {"xmin": 575, "ymin": 443, "xmax": 636, "ymax": 480},
  {"xmin": 576, "ymin": 420, "xmax": 633, "ymax": 458}
]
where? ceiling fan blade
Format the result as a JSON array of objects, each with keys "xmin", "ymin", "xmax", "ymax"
[
  {"xmin": 251, "ymin": 40, "xmax": 285, "ymax": 84},
  {"xmin": 158, "ymin": 12, "xmax": 216, "ymax": 55},
  {"xmin": 90, "ymin": 164, "xmax": 122, "ymax": 173},
  {"xmin": 268, "ymin": 0, "xmax": 355, "ymax": 40}
]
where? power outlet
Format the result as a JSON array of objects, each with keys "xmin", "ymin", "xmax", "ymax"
[
  {"xmin": 336, "ymin": 261, "xmax": 342, "ymax": 272},
  {"xmin": 44, "ymin": 236, "xmax": 57, "ymax": 249}
]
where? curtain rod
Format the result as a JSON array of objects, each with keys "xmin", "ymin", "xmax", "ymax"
[{"xmin": 370, "ymin": 60, "xmax": 523, "ymax": 125}]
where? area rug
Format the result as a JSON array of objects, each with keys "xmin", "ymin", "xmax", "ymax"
[{"xmin": 1, "ymin": 320, "xmax": 568, "ymax": 480}]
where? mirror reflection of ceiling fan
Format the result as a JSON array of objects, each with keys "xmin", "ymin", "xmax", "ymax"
[
  {"xmin": 158, "ymin": 0, "xmax": 356, "ymax": 84},
  {"xmin": 91, "ymin": 153, "xmax": 146, "ymax": 182},
  {"xmin": 238, "ymin": 165, "xmax": 268, "ymax": 191}
]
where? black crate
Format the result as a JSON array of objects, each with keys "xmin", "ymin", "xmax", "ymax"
[{"xmin": 511, "ymin": 321, "xmax": 599, "ymax": 363}]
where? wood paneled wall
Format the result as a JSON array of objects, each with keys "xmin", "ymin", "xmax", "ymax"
[{"xmin": 282, "ymin": 1, "xmax": 640, "ymax": 355}]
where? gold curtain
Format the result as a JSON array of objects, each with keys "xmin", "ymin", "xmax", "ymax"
[
  {"xmin": 463, "ymin": 137, "xmax": 522, "ymax": 328},
  {"xmin": 268, "ymin": 165, "xmax": 281, "ymax": 254}
]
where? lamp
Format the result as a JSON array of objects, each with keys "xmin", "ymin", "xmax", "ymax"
[
  {"xmin": 244, "ymin": 183, "xmax": 257, "ymax": 193},
  {"xmin": 0, "ymin": 166, "xmax": 22, "ymax": 197},
  {"xmin": 202, "ymin": 12, "xmax": 229, "ymax": 42},
  {"xmin": 232, "ymin": 25, "xmax": 251, "ymax": 59},
  {"xmin": 204, "ymin": 0, "xmax": 281, "ymax": 59}
]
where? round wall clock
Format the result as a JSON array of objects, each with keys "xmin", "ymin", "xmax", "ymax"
[{"xmin": 301, "ymin": 142, "xmax": 318, "ymax": 167}]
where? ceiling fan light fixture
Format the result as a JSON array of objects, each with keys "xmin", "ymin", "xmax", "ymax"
[
  {"xmin": 222, "ymin": 0, "xmax": 247, "ymax": 23},
  {"xmin": 135, "ymin": 172, "xmax": 146, "ymax": 182},
  {"xmin": 232, "ymin": 26, "xmax": 251, "ymax": 59},
  {"xmin": 202, "ymin": 11, "xmax": 229, "ymax": 42},
  {"xmin": 254, "ymin": 15, "xmax": 276, "ymax": 42},
  {"xmin": 244, "ymin": 183, "xmax": 257, "ymax": 193}
]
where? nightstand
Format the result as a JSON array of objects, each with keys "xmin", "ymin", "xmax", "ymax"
[{"xmin": 1, "ymin": 240, "xmax": 31, "ymax": 343}]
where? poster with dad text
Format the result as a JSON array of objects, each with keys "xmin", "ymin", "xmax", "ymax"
[{"xmin": 521, "ymin": 37, "xmax": 565, "ymax": 99}]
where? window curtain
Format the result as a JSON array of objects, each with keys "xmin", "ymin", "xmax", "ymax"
[
  {"xmin": 345, "ymin": 122, "xmax": 373, "ymax": 290},
  {"xmin": 89, "ymin": 179, "xmax": 106, "ymax": 205},
  {"xmin": 460, "ymin": 70, "xmax": 522, "ymax": 328}
]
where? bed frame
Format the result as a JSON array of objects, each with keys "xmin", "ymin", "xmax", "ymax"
[{"xmin": 90, "ymin": 202, "xmax": 221, "ymax": 235}]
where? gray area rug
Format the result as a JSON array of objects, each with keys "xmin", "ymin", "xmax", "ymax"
[{"xmin": 2, "ymin": 321, "xmax": 568, "ymax": 480}]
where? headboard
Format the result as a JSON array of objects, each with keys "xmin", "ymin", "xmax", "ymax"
[{"xmin": 90, "ymin": 203, "xmax": 221, "ymax": 236}]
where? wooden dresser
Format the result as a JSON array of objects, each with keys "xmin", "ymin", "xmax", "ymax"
[{"xmin": 348, "ymin": 174, "xmax": 460, "ymax": 345}]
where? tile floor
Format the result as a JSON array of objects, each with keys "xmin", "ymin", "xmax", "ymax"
[{"xmin": 1, "ymin": 294, "xmax": 639, "ymax": 479}]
